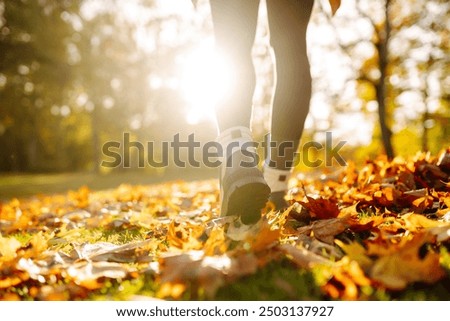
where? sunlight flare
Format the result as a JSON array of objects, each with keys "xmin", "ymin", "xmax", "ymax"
[{"xmin": 180, "ymin": 44, "xmax": 232, "ymax": 125}]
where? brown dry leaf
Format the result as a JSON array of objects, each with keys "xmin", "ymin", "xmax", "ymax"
[
  {"xmin": 17, "ymin": 232, "xmax": 50, "ymax": 260},
  {"xmin": 299, "ymin": 196, "xmax": 340, "ymax": 220},
  {"xmin": 278, "ymin": 243, "xmax": 332, "ymax": 269},
  {"xmin": 70, "ymin": 240, "xmax": 154, "ymax": 263},
  {"xmin": 157, "ymin": 251, "xmax": 224, "ymax": 299},
  {"xmin": 311, "ymin": 217, "xmax": 350, "ymax": 244},
  {"xmin": 370, "ymin": 233, "xmax": 445, "ymax": 290},
  {"xmin": 329, "ymin": 0, "xmax": 341, "ymax": 15},
  {"xmin": 365, "ymin": 240, "xmax": 400, "ymax": 257},
  {"xmin": 373, "ymin": 186, "xmax": 400, "ymax": 207},
  {"xmin": 157, "ymin": 251, "xmax": 259, "ymax": 299}
]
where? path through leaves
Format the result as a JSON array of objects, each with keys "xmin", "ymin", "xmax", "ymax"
[{"xmin": 1, "ymin": 149, "xmax": 449, "ymax": 300}]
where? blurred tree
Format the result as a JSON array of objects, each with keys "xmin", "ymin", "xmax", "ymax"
[
  {"xmin": 0, "ymin": 0, "xmax": 83, "ymax": 172},
  {"xmin": 0, "ymin": 0, "xmax": 447, "ymax": 174},
  {"xmin": 310, "ymin": 0, "xmax": 449, "ymax": 160}
]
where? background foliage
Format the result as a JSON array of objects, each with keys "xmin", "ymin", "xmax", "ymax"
[{"xmin": 0, "ymin": 0, "xmax": 448, "ymax": 174}]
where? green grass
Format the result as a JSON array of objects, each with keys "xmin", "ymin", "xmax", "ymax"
[
  {"xmin": 214, "ymin": 260, "xmax": 324, "ymax": 301},
  {"xmin": 0, "ymin": 168, "xmax": 216, "ymax": 200}
]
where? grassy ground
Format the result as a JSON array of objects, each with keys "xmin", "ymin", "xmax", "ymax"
[
  {"xmin": 0, "ymin": 168, "xmax": 217, "ymax": 200},
  {"xmin": 1, "ymin": 151, "xmax": 449, "ymax": 301}
]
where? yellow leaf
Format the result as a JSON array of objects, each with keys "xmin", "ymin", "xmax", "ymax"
[
  {"xmin": 370, "ymin": 233, "xmax": 445, "ymax": 290},
  {"xmin": 335, "ymin": 240, "xmax": 372, "ymax": 271},
  {"xmin": 203, "ymin": 227, "xmax": 228, "ymax": 256},
  {"xmin": 402, "ymin": 213, "xmax": 447, "ymax": 232},
  {"xmin": 0, "ymin": 235, "xmax": 21, "ymax": 262}
]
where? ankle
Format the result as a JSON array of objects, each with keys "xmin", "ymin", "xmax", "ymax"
[
  {"xmin": 217, "ymin": 126, "xmax": 258, "ymax": 178},
  {"xmin": 262, "ymin": 164, "xmax": 292, "ymax": 193}
]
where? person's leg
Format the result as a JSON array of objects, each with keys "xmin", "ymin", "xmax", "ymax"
[
  {"xmin": 210, "ymin": 0, "xmax": 270, "ymax": 224},
  {"xmin": 209, "ymin": 0, "xmax": 260, "ymax": 130},
  {"xmin": 264, "ymin": 0, "xmax": 315, "ymax": 208}
]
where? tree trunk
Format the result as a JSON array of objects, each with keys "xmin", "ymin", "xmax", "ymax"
[{"xmin": 376, "ymin": 0, "xmax": 395, "ymax": 159}]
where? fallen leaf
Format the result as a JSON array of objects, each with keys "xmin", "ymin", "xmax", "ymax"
[
  {"xmin": 402, "ymin": 213, "xmax": 447, "ymax": 232},
  {"xmin": 335, "ymin": 240, "xmax": 372, "ymax": 271},
  {"xmin": 299, "ymin": 196, "xmax": 340, "ymax": 220},
  {"xmin": 278, "ymin": 243, "xmax": 332, "ymax": 269},
  {"xmin": 0, "ymin": 235, "xmax": 21, "ymax": 262},
  {"xmin": 246, "ymin": 219, "xmax": 282, "ymax": 252},
  {"xmin": 312, "ymin": 217, "xmax": 350, "ymax": 244},
  {"xmin": 70, "ymin": 240, "xmax": 154, "ymax": 263},
  {"xmin": 370, "ymin": 233, "xmax": 445, "ymax": 290},
  {"xmin": 329, "ymin": 0, "xmax": 341, "ymax": 15},
  {"xmin": 203, "ymin": 226, "xmax": 228, "ymax": 256},
  {"xmin": 67, "ymin": 261, "xmax": 130, "ymax": 284},
  {"xmin": 324, "ymin": 257, "xmax": 371, "ymax": 300}
]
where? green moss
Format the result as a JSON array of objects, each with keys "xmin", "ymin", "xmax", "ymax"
[
  {"xmin": 213, "ymin": 260, "xmax": 324, "ymax": 301},
  {"xmin": 90, "ymin": 274, "xmax": 158, "ymax": 301}
]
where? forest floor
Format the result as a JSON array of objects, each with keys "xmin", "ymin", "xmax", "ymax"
[{"xmin": 0, "ymin": 148, "xmax": 449, "ymax": 301}]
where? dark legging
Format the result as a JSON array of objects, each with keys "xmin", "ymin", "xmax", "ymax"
[{"xmin": 210, "ymin": 0, "xmax": 314, "ymax": 170}]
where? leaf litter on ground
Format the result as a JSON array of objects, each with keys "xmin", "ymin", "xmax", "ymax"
[{"xmin": 0, "ymin": 148, "xmax": 449, "ymax": 300}]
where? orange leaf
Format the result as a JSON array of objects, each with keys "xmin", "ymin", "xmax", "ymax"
[
  {"xmin": 329, "ymin": 0, "xmax": 341, "ymax": 15},
  {"xmin": 246, "ymin": 219, "xmax": 282, "ymax": 252},
  {"xmin": 299, "ymin": 196, "xmax": 340, "ymax": 220},
  {"xmin": 203, "ymin": 227, "xmax": 228, "ymax": 256}
]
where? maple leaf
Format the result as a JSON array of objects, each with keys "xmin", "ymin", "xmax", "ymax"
[
  {"xmin": 298, "ymin": 196, "xmax": 340, "ymax": 220},
  {"xmin": 370, "ymin": 233, "xmax": 445, "ymax": 290},
  {"xmin": 335, "ymin": 240, "xmax": 372, "ymax": 271}
]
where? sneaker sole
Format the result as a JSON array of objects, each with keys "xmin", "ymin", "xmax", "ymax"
[{"xmin": 221, "ymin": 176, "xmax": 271, "ymax": 224}]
